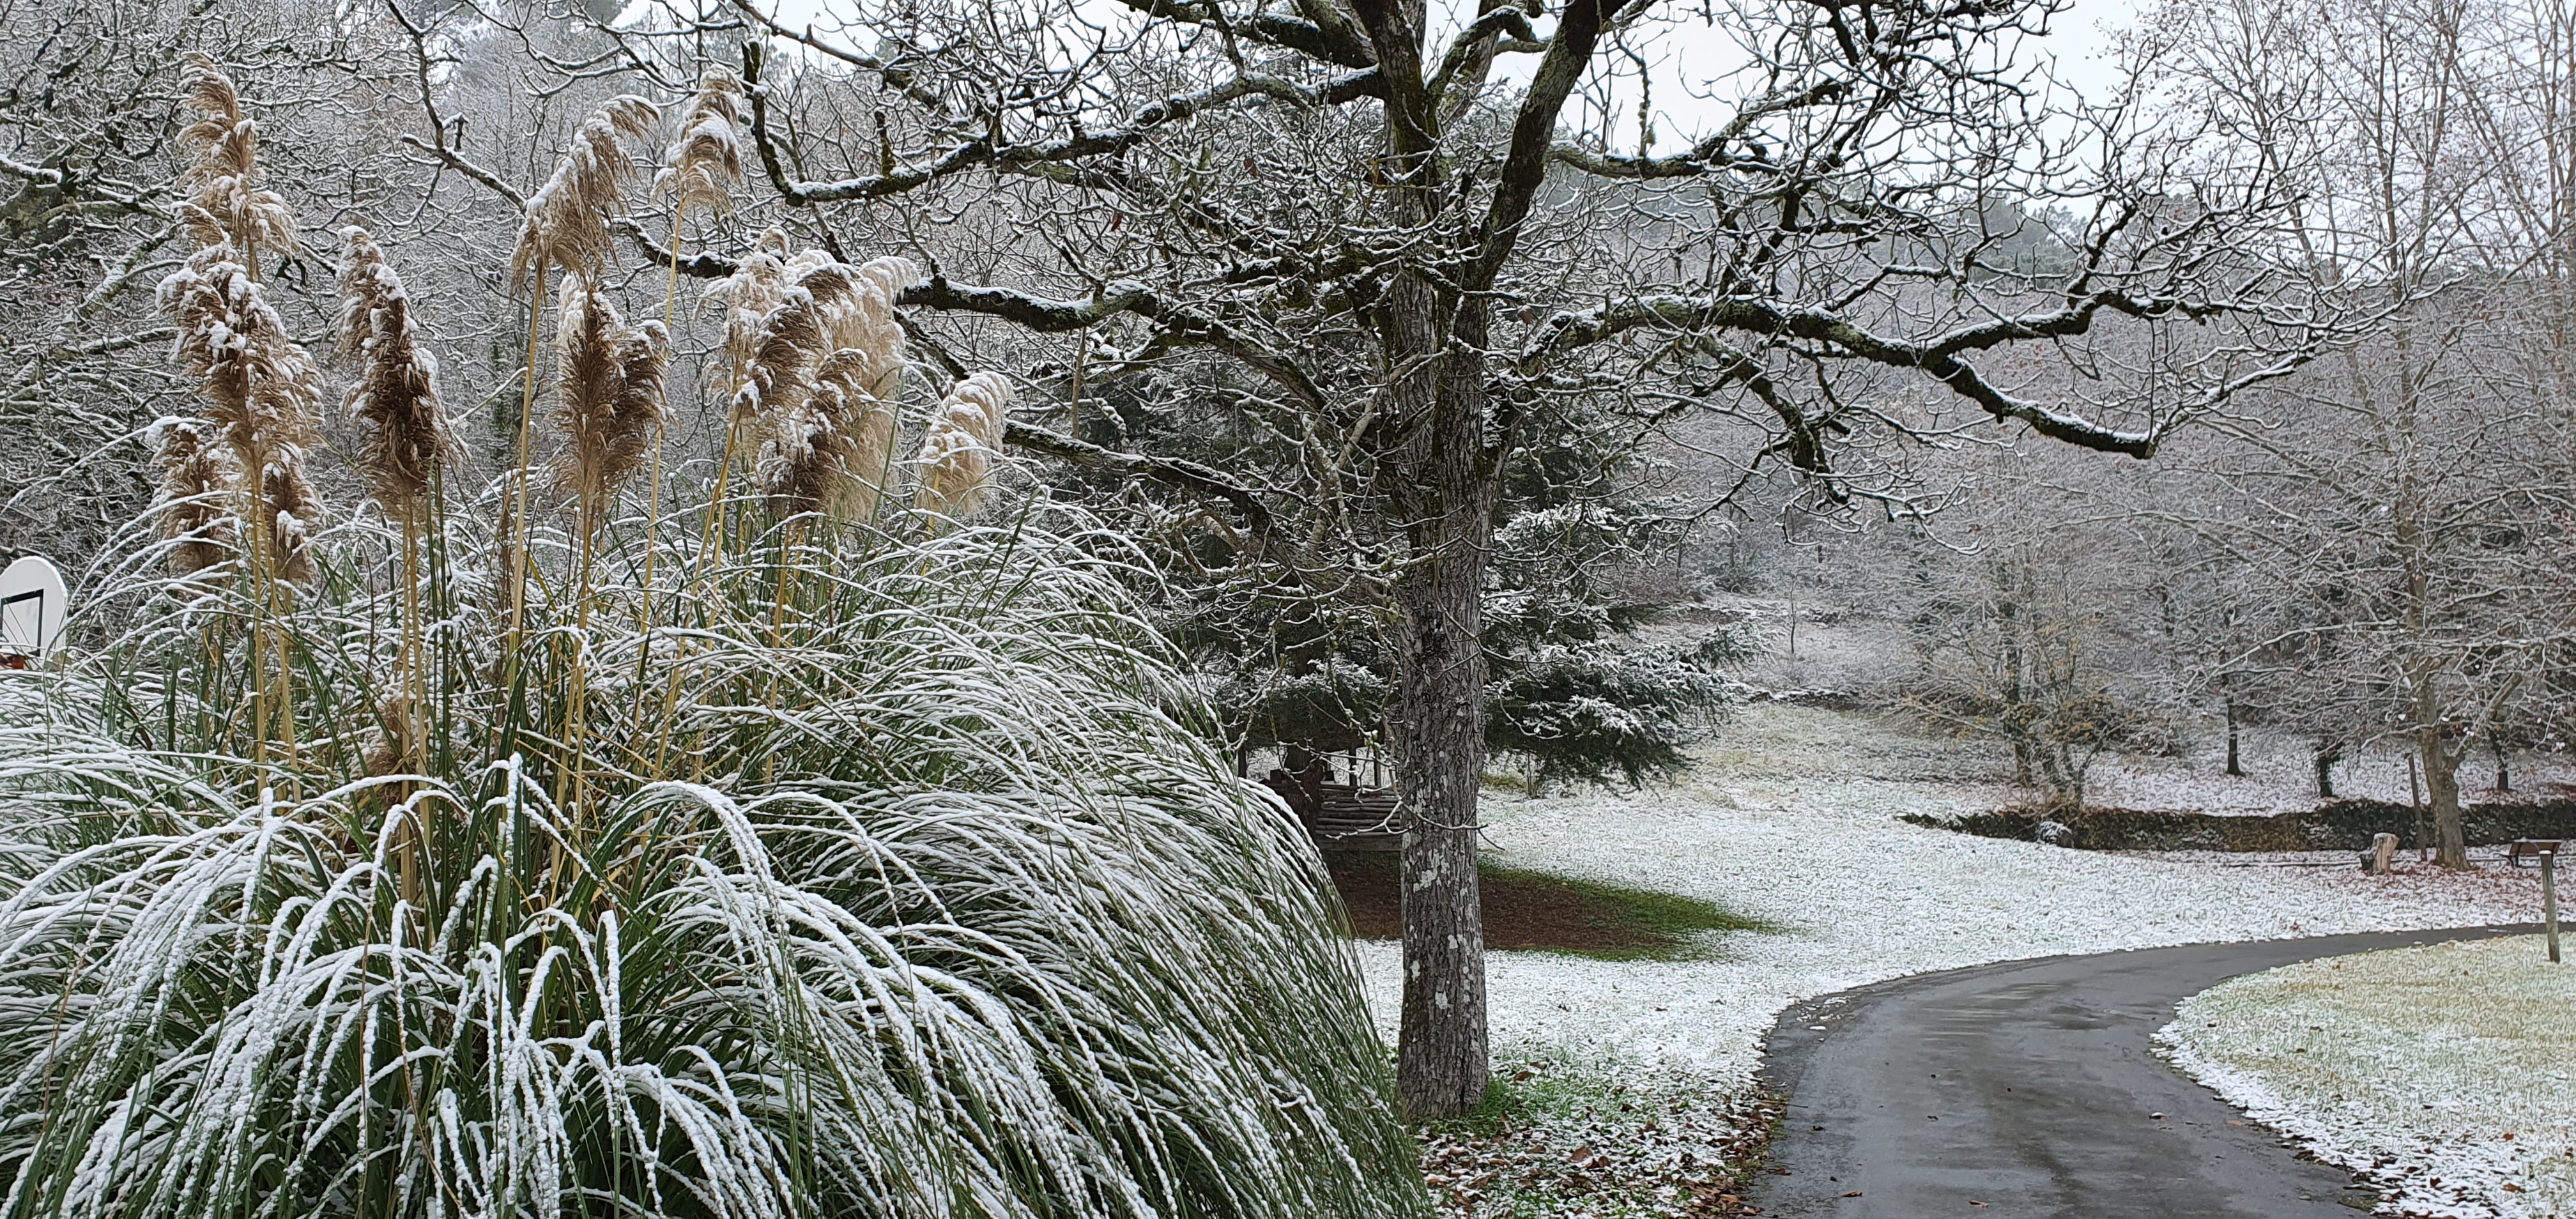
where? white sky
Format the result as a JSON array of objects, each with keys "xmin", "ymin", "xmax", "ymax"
[
  {"xmin": 748, "ymin": 0, "xmax": 2145, "ymax": 143},
  {"xmin": 1458, "ymin": 0, "xmax": 2145, "ymax": 154}
]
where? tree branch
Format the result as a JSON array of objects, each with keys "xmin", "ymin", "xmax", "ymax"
[
  {"xmin": 1002, "ymin": 420, "xmax": 1278, "ymax": 542},
  {"xmin": 746, "ymin": 44, "xmax": 1378, "ymax": 204},
  {"xmin": 1528, "ymin": 292, "xmax": 2320, "ymax": 456},
  {"xmin": 1467, "ymin": 0, "xmax": 1610, "ymax": 289}
]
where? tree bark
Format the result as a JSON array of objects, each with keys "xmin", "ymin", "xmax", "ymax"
[
  {"xmin": 1384, "ymin": 276, "xmax": 1496, "ymax": 1119},
  {"xmin": 2413, "ymin": 674, "xmax": 2469, "ymax": 869},
  {"xmin": 2223, "ymin": 687, "xmax": 2244, "ymax": 777}
]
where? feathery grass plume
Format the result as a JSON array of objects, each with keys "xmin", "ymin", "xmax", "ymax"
[
  {"xmin": 915, "ymin": 371, "xmax": 1014, "ymax": 518},
  {"xmin": 753, "ymin": 254, "xmax": 915, "ymax": 520},
  {"xmin": 731, "ymin": 259, "xmax": 862, "ymax": 443},
  {"xmin": 735, "ymin": 256, "xmax": 911, "ymax": 436},
  {"xmin": 654, "ymin": 65, "xmax": 745, "ymax": 214},
  {"xmin": 553, "ymin": 280, "xmax": 670, "ymax": 533},
  {"xmin": 508, "ymin": 96, "xmax": 661, "ymax": 292},
  {"xmin": 705, "ymin": 229, "xmax": 791, "ymax": 388},
  {"xmin": 0, "ymin": 507, "xmax": 1428, "ymax": 1219},
  {"xmin": 335, "ymin": 227, "xmax": 447, "ymax": 516},
  {"xmin": 843, "ymin": 254, "xmax": 913, "ymax": 391},
  {"xmin": 176, "ymin": 56, "xmax": 295, "ymax": 262},
  {"xmin": 158, "ymin": 241, "xmax": 326, "ymax": 585},
  {"xmin": 148, "ymin": 418, "xmax": 240, "ymax": 581},
  {"xmin": 758, "ymin": 346, "xmax": 901, "ymax": 519},
  {"xmin": 503, "ymin": 96, "xmax": 657, "ymax": 661}
]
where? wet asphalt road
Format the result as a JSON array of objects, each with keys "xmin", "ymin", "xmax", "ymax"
[{"xmin": 1753, "ymin": 925, "xmax": 2533, "ymax": 1218}]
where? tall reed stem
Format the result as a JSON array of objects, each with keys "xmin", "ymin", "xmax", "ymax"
[{"xmin": 503, "ymin": 265, "xmax": 550, "ymax": 685}]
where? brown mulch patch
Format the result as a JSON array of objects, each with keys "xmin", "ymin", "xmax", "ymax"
[{"xmin": 1324, "ymin": 853, "xmax": 1678, "ymax": 955}]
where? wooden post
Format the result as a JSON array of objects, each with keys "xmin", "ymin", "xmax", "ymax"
[{"xmin": 2543, "ymin": 848, "xmax": 2561, "ymax": 965}]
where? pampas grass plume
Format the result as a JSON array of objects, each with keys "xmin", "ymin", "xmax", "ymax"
[
  {"xmin": 336, "ymin": 227, "xmax": 448, "ymax": 516},
  {"xmin": 707, "ymin": 229, "xmax": 792, "ymax": 387},
  {"xmin": 158, "ymin": 241, "xmax": 327, "ymax": 584},
  {"xmin": 150, "ymin": 418, "xmax": 240, "ymax": 581},
  {"xmin": 915, "ymin": 371, "xmax": 1013, "ymax": 519},
  {"xmin": 553, "ymin": 282, "xmax": 670, "ymax": 530},
  {"xmin": 177, "ymin": 56, "xmax": 295, "ymax": 259},
  {"xmin": 655, "ymin": 66, "xmax": 745, "ymax": 214},
  {"xmin": 509, "ymin": 95, "xmax": 661, "ymax": 291}
]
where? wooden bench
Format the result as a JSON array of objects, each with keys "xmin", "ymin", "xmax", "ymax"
[
  {"xmin": 1261, "ymin": 769, "xmax": 1404, "ymax": 852},
  {"xmin": 1305, "ymin": 783, "xmax": 1403, "ymax": 852},
  {"xmin": 2505, "ymin": 839, "xmax": 2563, "ymax": 868}
]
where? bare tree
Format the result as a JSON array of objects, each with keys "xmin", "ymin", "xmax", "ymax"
[
  {"xmin": 644, "ymin": 0, "xmax": 2346, "ymax": 1113},
  {"xmin": 2134, "ymin": 0, "xmax": 2573, "ymax": 867}
]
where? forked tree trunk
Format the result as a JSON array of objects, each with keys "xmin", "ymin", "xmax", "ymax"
[{"xmin": 2412, "ymin": 674, "xmax": 2468, "ymax": 869}]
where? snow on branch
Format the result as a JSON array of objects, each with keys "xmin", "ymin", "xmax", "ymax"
[{"xmin": 745, "ymin": 43, "xmax": 1381, "ymax": 205}]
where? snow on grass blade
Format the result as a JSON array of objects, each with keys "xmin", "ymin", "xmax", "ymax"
[{"xmin": 0, "ymin": 509, "xmax": 1421, "ymax": 1219}]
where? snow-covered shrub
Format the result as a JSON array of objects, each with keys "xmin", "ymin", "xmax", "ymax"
[
  {"xmin": 0, "ymin": 512, "xmax": 1420, "ymax": 1219},
  {"xmin": 0, "ymin": 63, "xmax": 1416, "ymax": 1215},
  {"xmin": 1483, "ymin": 643, "xmax": 1737, "ymax": 790}
]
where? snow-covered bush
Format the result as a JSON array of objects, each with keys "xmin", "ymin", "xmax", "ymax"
[
  {"xmin": 0, "ymin": 510, "xmax": 1420, "ymax": 1219},
  {"xmin": 0, "ymin": 65, "xmax": 1418, "ymax": 1218}
]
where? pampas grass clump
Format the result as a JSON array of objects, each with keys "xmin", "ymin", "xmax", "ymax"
[
  {"xmin": 0, "ymin": 61, "xmax": 1419, "ymax": 1219},
  {"xmin": 0, "ymin": 509, "xmax": 1420, "ymax": 1219}
]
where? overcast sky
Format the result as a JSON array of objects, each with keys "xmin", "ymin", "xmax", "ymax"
[
  {"xmin": 1462, "ymin": 0, "xmax": 2145, "ymax": 153},
  {"xmin": 748, "ymin": 0, "xmax": 2147, "ymax": 146}
]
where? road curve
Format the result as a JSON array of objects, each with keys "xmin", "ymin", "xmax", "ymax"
[{"xmin": 1753, "ymin": 925, "xmax": 2533, "ymax": 1218}]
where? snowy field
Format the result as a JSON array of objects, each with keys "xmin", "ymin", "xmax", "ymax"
[
  {"xmin": 2084, "ymin": 737, "xmax": 2576, "ymax": 818},
  {"xmin": 2160, "ymin": 936, "xmax": 2576, "ymax": 1219},
  {"xmin": 1687, "ymin": 595, "xmax": 2576, "ymax": 818},
  {"xmin": 1353, "ymin": 704, "xmax": 2550, "ymax": 1090}
]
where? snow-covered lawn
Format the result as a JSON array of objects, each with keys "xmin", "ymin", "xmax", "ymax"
[
  {"xmin": 1354, "ymin": 704, "xmax": 2548, "ymax": 1091},
  {"xmin": 2085, "ymin": 737, "xmax": 2576, "ymax": 818},
  {"xmin": 2159, "ymin": 936, "xmax": 2576, "ymax": 1219}
]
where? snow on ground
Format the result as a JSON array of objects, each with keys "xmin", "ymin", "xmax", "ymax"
[
  {"xmin": 1353, "ymin": 704, "xmax": 2549, "ymax": 1091},
  {"xmin": 2085, "ymin": 736, "xmax": 2576, "ymax": 818},
  {"xmin": 2159, "ymin": 936, "xmax": 2576, "ymax": 1219}
]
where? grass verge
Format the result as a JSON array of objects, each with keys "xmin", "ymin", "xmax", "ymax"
[{"xmin": 1326, "ymin": 854, "xmax": 1773, "ymax": 961}]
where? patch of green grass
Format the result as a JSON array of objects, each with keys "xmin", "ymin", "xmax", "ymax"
[
  {"xmin": 1421, "ymin": 1075, "xmax": 1531, "ymax": 1139},
  {"xmin": 1327, "ymin": 853, "xmax": 1775, "ymax": 962},
  {"xmin": 1483, "ymin": 862, "xmax": 1778, "ymax": 962}
]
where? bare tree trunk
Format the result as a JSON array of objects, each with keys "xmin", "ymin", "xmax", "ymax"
[
  {"xmin": 1385, "ymin": 277, "xmax": 1495, "ymax": 1119},
  {"xmin": 2408, "ymin": 749, "xmax": 2427, "ymax": 861},
  {"xmin": 2223, "ymin": 680, "xmax": 2244, "ymax": 776},
  {"xmin": 2414, "ymin": 675, "xmax": 2469, "ymax": 868},
  {"xmin": 2313, "ymin": 739, "xmax": 2340, "ymax": 798},
  {"xmin": 1998, "ymin": 583, "xmax": 2032, "ymax": 786}
]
